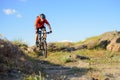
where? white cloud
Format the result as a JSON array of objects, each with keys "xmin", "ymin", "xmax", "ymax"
[
  {"xmin": 60, "ymin": 40, "xmax": 73, "ymax": 42},
  {"xmin": 3, "ymin": 9, "xmax": 16, "ymax": 15},
  {"xmin": 3, "ymin": 8, "xmax": 22, "ymax": 18},
  {"xmin": 16, "ymin": 14, "xmax": 22, "ymax": 18}
]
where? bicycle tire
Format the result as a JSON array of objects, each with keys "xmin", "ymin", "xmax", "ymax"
[{"xmin": 42, "ymin": 40, "xmax": 47, "ymax": 58}]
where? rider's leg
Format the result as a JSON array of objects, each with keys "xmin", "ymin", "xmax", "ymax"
[
  {"xmin": 43, "ymin": 30, "xmax": 47, "ymax": 39},
  {"xmin": 42, "ymin": 27, "xmax": 47, "ymax": 39},
  {"xmin": 36, "ymin": 33, "xmax": 38, "ymax": 42},
  {"xmin": 35, "ymin": 28, "xmax": 39, "ymax": 47}
]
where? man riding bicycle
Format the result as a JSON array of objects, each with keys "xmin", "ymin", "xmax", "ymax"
[{"xmin": 34, "ymin": 13, "xmax": 52, "ymax": 47}]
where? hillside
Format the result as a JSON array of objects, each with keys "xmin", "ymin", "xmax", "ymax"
[
  {"xmin": 0, "ymin": 38, "xmax": 42, "ymax": 80},
  {"xmin": 0, "ymin": 31, "xmax": 120, "ymax": 80},
  {"xmin": 47, "ymin": 31, "xmax": 120, "ymax": 52}
]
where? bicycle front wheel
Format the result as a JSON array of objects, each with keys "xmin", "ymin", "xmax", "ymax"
[{"xmin": 42, "ymin": 40, "xmax": 47, "ymax": 58}]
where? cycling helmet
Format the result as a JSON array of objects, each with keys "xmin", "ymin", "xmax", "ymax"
[{"xmin": 40, "ymin": 13, "xmax": 46, "ymax": 19}]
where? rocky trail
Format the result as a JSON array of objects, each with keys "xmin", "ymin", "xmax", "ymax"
[
  {"xmin": 37, "ymin": 59, "xmax": 91, "ymax": 80},
  {"xmin": 38, "ymin": 58, "xmax": 120, "ymax": 80},
  {"xmin": 1, "ymin": 58, "xmax": 120, "ymax": 80}
]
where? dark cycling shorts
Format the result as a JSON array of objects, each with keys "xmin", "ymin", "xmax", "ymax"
[{"xmin": 36, "ymin": 26, "xmax": 46, "ymax": 33}]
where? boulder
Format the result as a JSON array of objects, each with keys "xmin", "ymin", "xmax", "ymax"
[
  {"xmin": 74, "ymin": 44, "xmax": 87, "ymax": 50},
  {"xmin": 97, "ymin": 40, "xmax": 110, "ymax": 49},
  {"xmin": 107, "ymin": 37, "xmax": 120, "ymax": 52}
]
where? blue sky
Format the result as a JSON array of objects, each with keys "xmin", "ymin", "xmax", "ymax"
[{"xmin": 0, "ymin": 0, "xmax": 120, "ymax": 45}]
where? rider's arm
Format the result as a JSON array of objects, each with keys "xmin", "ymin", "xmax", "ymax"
[
  {"xmin": 47, "ymin": 24, "xmax": 52, "ymax": 32},
  {"xmin": 45, "ymin": 19, "xmax": 52, "ymax": 32}
]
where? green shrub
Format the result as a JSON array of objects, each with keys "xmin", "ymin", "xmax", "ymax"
[
  {"xmin": 23, "ymin": 72, "xmax": 44, "ymax": 80},
  {"xmin": 61, "ymin": 56, "xmax": 75, "ymax": 63}
]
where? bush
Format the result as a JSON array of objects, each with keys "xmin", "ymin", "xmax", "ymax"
[{"xmin": 23, "ymin": 72, "xmax": 44, "ymax": 80}]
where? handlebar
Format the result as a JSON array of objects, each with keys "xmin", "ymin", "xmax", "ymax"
[
  {"xmin": 38, "ymin": 31, "xmax": 52, "ymax": 34},
  {"xmin": 46, "ymin": 31, "xmax": 52, "ymax": 34}
]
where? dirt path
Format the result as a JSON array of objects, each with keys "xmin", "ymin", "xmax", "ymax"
[
  {"xmin": 37, "ymin": 60, "xmax": 92, "ymax": 80},
  {"xmin": 38, "ymin": 59, "xmax": 120, "ymax": 80}
]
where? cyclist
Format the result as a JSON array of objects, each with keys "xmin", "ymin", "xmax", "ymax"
[{"xmin": 34, "ymin": 13, "xmax": 52, "ymax": 47}]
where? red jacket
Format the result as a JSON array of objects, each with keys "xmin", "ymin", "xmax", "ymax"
[{"xmin": 35, "ymin": 17, "xmax": 50, "ymax": 28}]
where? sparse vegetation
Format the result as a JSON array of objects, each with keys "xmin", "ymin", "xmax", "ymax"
[
  {"xmin": 12, "ymin": 38, "xmax": 28, "ymax": 45},
  {"xmin": 23, "ymin": 72, "xmax": 44, "ymax": 80}
]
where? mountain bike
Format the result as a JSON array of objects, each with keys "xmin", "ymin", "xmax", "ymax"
[{"xmin": 37, "ymin": 28, "xmax": 51, "ymax": 58}]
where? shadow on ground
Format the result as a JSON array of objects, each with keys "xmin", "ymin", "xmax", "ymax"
[{"xmin": 35, "ymin": 59, "xmax": 91, "ymax": 80}]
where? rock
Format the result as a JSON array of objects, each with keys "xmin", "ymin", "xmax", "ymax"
[
  {"xmin": 27, "ymin": 46, "xmax": 35, "ymax": 53},
  {"xmin": 69, "ymin": 54, "xmax": 90, "ymax": 60},
  {"xmin": 86, "ymin": 41, "xmax": 98, "ymax": 49},
  {"xmin": 74, "ymin": 44, "xmax": 87, "ymax": 50},
  {"xmin": 107, "ymin": 37, "xmax": 120, "ymax": 52},
  {"xmin": 97, "ymin": 40, "xmax": 110, "ymax": 49}
]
